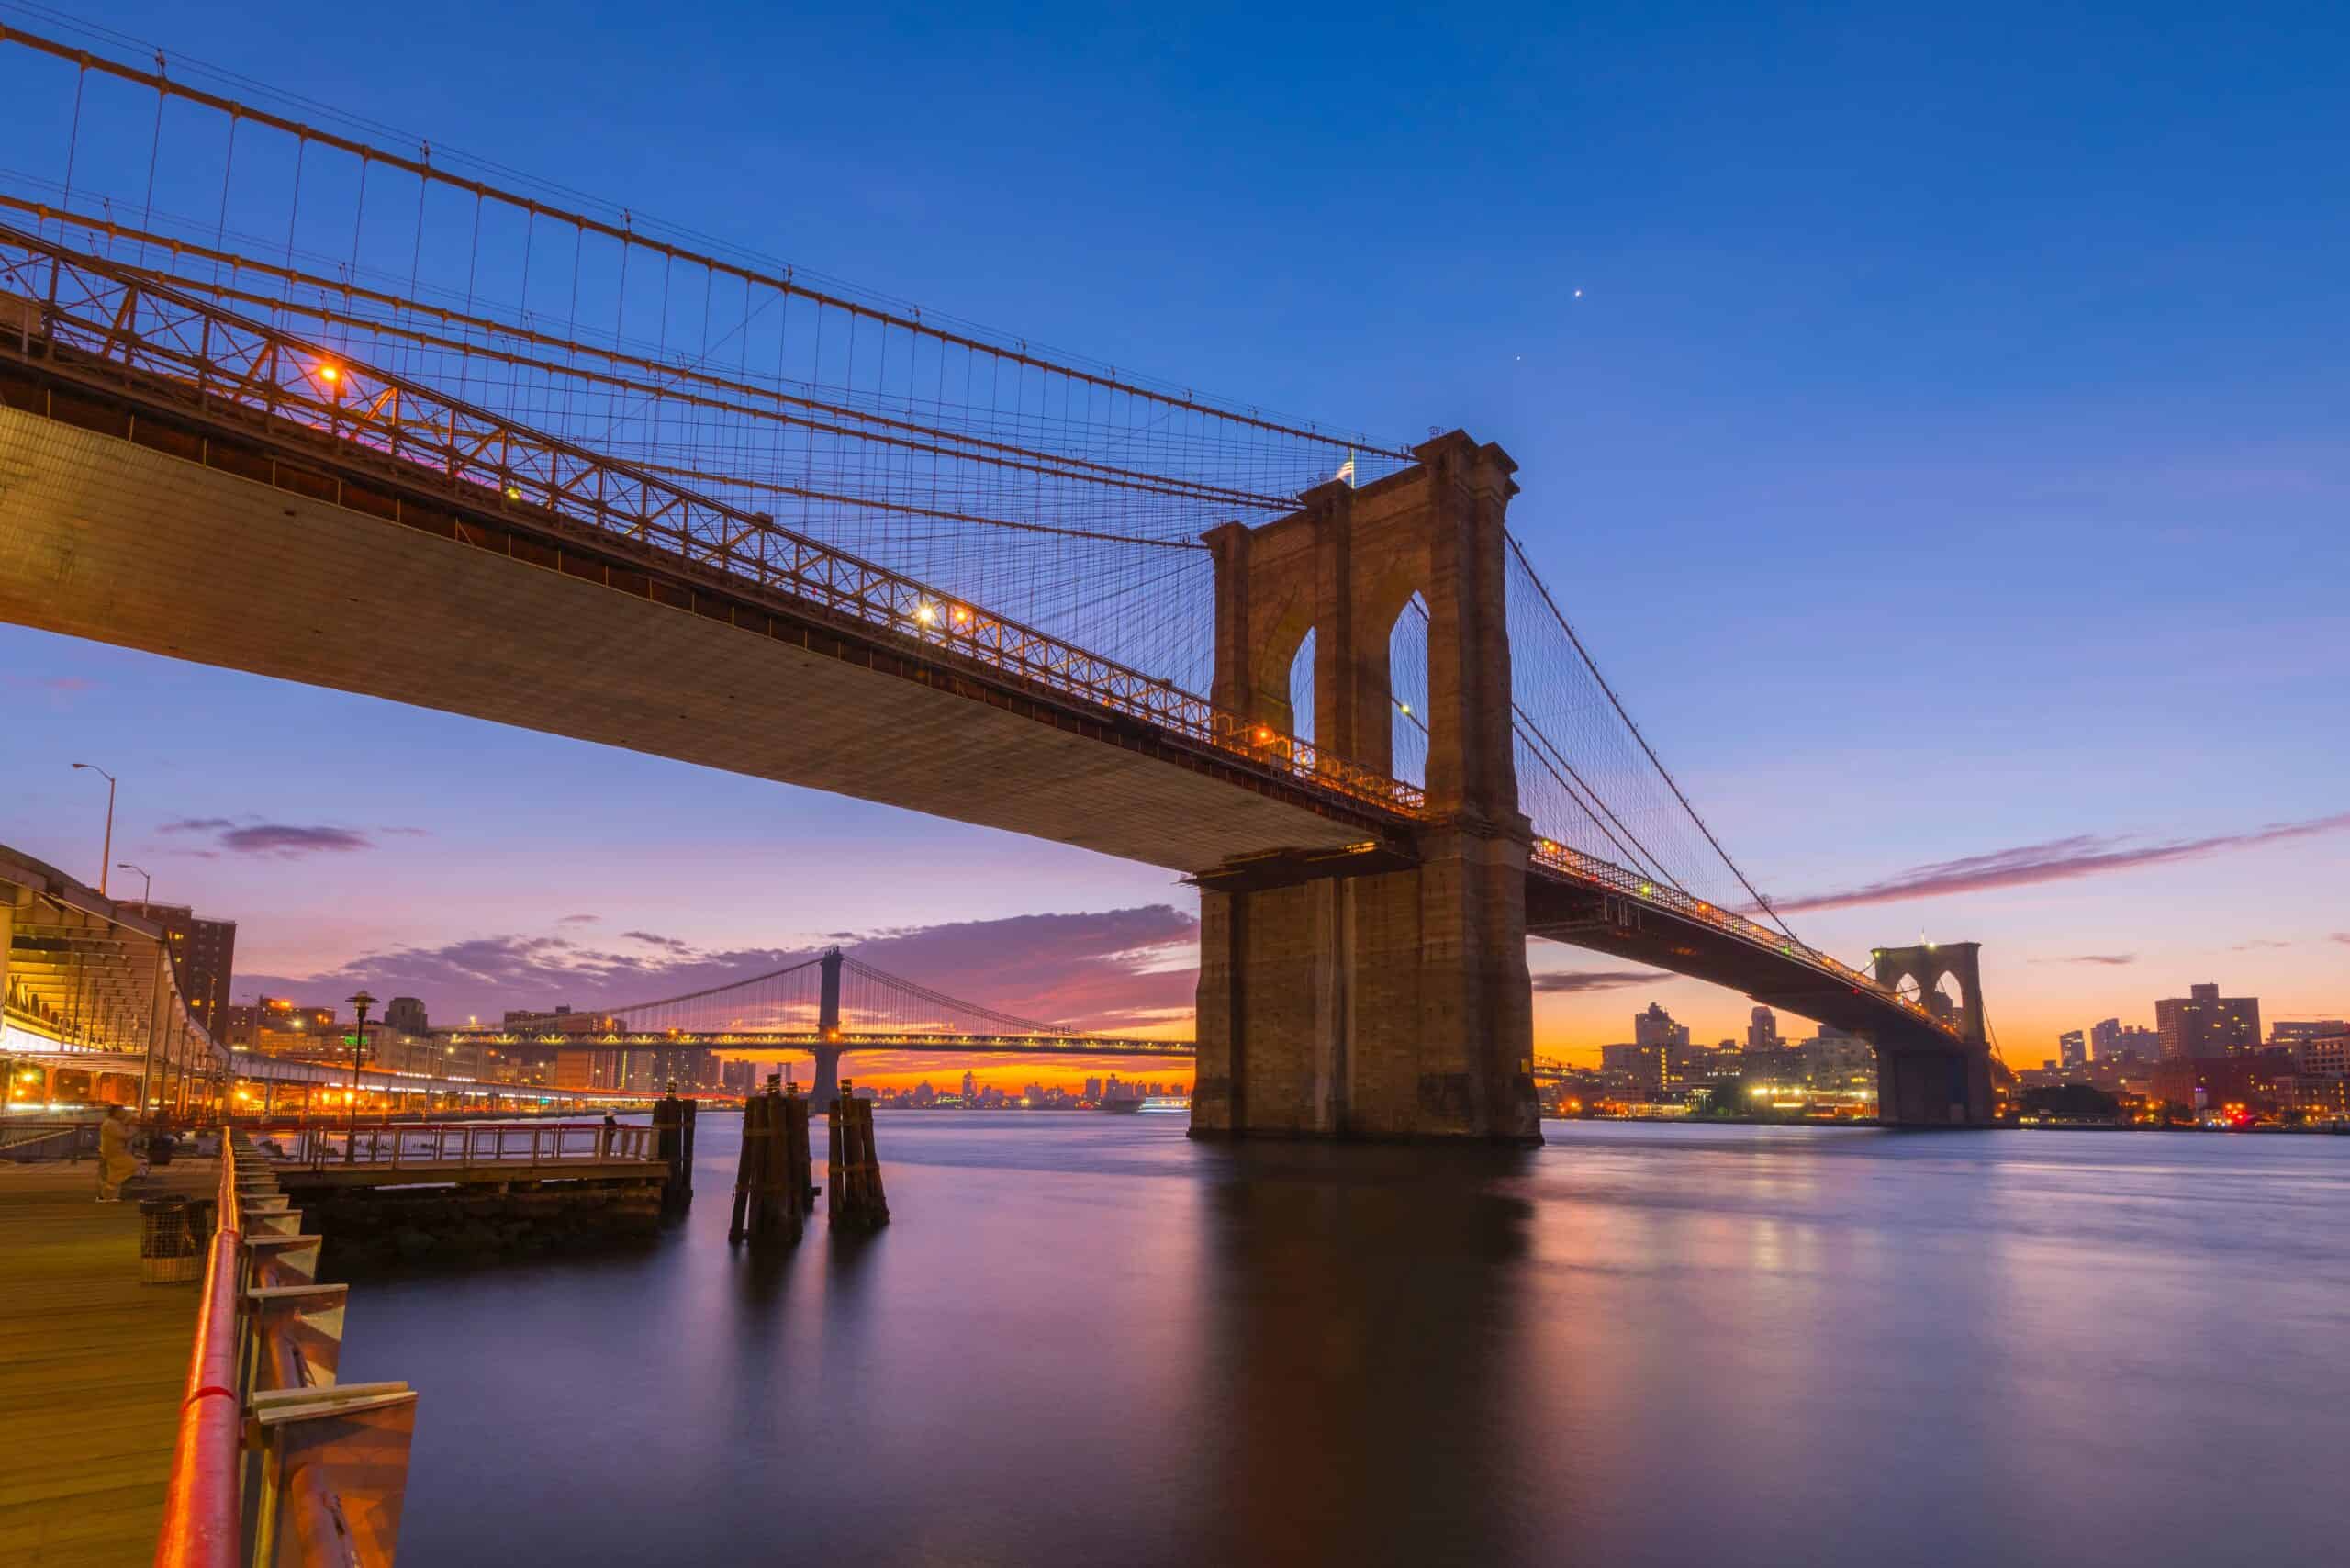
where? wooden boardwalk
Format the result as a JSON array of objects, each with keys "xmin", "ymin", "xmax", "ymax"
[{"xmin": 0, "ymin": 1155, "xmax": 217, "ymax": 1567}]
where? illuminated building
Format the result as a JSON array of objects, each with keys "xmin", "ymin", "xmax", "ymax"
[
  {"xmin": 2149, "ymin": 1051, "xmax": 2293, "ymax": 1117},
  {"xmin": 2058, "ymin": 1030, "xmax": 2087, "ymax": 1070},
  {"xmin": 2155, "ymin": 984, "xmax": 2262, "ymax": 1059},
  {"xmin": 1600, "ymin": 1043, "xmax": 1664, "ymax": 1098}
]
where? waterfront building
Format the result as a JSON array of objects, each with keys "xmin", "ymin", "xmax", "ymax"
[
  {"xmin": 1666, "ymin": 1038, "xmax": 1731, "ymax": 1091},
  {"xmin": 2149, "ymin": 1050, "xmax": 2294, "ymax": 1116},
  {"xmin": 1600, "ymin": 1043, "xmax": 1664, "ymax": 1098},
  {"xmin": 2155, "ymin": 984, "xmax": 2261, "ymax": 1060},
  {"xmin": 1795, "ymin": 1028, "xmax": 1874, "ymax": 1091},
  {"xmin": 2059, "ymin": 1030, "xmax": 2087, "ymax": 1070}
]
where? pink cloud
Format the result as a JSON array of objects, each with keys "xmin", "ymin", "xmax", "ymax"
[{"xmin": 1774, "ymin": 812, "xmax": 2350, "ymax": 913}]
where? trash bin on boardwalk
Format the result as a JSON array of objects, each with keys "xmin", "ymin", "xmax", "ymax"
[{"xmin": 138, "ymin": 1195, "xmax": 199, "ymax": 1284}]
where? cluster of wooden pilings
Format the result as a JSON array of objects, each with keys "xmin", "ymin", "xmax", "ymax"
[
  {"xmin": 729, "ymin": 1087, "xmax": 817, "ymax": 1244},
  {"xmin": 826, "ymin": 1082, "xmax": 890, "ymax": 1234},
  {"xmin": 653, "ymin": 1092, "xmax": 698, "ymax": 1217}
]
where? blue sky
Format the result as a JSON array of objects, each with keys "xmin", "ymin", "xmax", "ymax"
[{"xmin": 3, "ymin": 0, "xmax": 2344, "ymax": 1064}]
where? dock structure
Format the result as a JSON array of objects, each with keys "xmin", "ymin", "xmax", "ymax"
[
  {"xmin": 247, "ymin": 1120, "xmax": 674, "ymax": 1271},
  {"xmin": 0, "ymin": 1155, "xmax": 216, "ymax": 1566}
]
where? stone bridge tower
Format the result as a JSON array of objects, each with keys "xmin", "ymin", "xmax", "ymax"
[
  {"xmin": 1870, "ymin": 941, "xmax": 1997, "ymax": 1126},
  {"xmin": 1190, "ymin": 432, "xmax": 1539, "ymax": 1143},
  {"xmin": 809, "ymin": 946, "xmax": 845, "ymax": 1113}
]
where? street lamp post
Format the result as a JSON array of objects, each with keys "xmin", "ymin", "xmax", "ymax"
[
  {"xmin": 117, "ymin": 863, "xmax": 160, "ymax": 1109},
  {"xmin": 345, "ymin": 991, "xmax": 376, "ymax": 1164},
  {"xmin": 121, "ymin": 869, "xmax": 165, "ymax": 1114},
  {"xmin": 70, "ymin": 763, "xmax": 117, "ymax": 897}
]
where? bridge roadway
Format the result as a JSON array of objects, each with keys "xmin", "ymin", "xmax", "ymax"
[
  {"xmin": 450, "ymin": 1029, "xmax": 1199, "ymax": 1058},
  {"xmin": 0, "ymin": 236, "xmax": 1977, "ymax": 1132},
  {"xmin": 0, "ymin": 356, "xmax": 1379, "ymax": 879}
]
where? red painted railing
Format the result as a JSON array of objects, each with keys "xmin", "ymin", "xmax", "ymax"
[{"xmin": 153, "ymin": 1142, "xmax": 242, "ymax": 1568}]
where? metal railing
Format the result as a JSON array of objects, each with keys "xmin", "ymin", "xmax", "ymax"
[
  {"xmin": 0, "ymin": 223, "xmax": 1422, "ymax": 822},
  {"xmin": 443, "ymin": 1028, "xmax": 1202, "ymax": 1057},
  {"xmin": 1528, "ymin": 835, "xmax": 1959, "ymax": 1037},
  {"xmin": 154, "ymin": 1140, "xmax": 242, "ymax": 1567},
  {"xmin": 249, "ymin": 1119, "xmax": 654, "ymax": 1170},
  {"xmin": 0, "ymin": 1115, "xmax": 103, "ymax": 1160},
  {"xmin": 155, "ymin": 1133, "xmax": 420, "ymax": 1565}
]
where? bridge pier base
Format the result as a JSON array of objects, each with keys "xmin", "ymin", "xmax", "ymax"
[
  {"xmin": 810, "ymin": 1045, "xmax": 843, "ymax": 1114},
  {"xmin": 1191, "ymin": 826, "xmax": 1539, "ymax": 1144},
  {"xmin": 1876, "ymin": 1047, "xmax": 1996, "ymax": 1127}
]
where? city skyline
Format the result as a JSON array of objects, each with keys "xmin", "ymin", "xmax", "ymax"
[
  {"xmin": 4, "ymin": 0, "xmax": 2344, "ymax": 1081},
  {"xmin": 4, "ymin": 735, "xmax": 2339, "ymax": 1085}
]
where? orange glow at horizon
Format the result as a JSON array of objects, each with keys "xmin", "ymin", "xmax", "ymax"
[{"xmin": 716, "ymin": 1049, "xmax": 1192, "ymax": 1096}]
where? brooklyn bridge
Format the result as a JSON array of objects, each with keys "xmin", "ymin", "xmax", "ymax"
[{"xmin": 0, "ymin": 21, "xmax": 1995, "ymax": 1133}]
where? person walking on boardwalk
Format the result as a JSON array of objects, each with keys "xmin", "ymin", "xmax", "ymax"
[{"xmin": 95, "ymin": 1105, "xmax": 137, "ymax": 1203}]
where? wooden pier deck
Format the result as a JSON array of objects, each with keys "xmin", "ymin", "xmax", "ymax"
[{"xmin": 0, "ymin": 1156, "xmax": 217, "ymax": 1567}]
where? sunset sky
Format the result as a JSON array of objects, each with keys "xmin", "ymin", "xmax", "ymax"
[{"xmin": 4, "ymin": 0, "xmax": 2344, "ymax": 1084}]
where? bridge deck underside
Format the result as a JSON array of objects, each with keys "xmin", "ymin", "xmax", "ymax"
[
  {"xmin": 0, "ymin": 398, "xmax": 1370, "ymax": 877},
  {"xmin": 1525, "ymin": 871, "xmax": 1961, "ymax": 1054},
  {"xmin": 0, "ymin": 386, "xmax": 1969, "ymax": 1063}
]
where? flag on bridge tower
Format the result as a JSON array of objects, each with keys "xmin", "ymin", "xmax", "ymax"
[{"xmin": 1335, "ymin": 450, "xmax": 1357, "ymax": 487}]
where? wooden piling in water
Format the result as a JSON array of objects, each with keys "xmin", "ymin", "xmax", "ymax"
[
  {"xmin": 826, "ymin": 1084, "xmax": 889, "ymax": 1233},
  {"xmin": 730, "ymin": 1084, "xmax": 811, "ymax": 1246},
  {"xmin": 858, "ymin": 1097, "xmax": 888, "ymax": 1218},
  {"xmin": 782, "ymin": 1090, "xmax": 815, "ymax": 1217}
]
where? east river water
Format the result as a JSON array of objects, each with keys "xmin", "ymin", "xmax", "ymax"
[{"xmin": 341, "ymin": 1115, "xmax": 2350, "ymax": 1566}]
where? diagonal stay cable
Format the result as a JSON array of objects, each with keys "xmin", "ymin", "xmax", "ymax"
[
  {"xmin": 1502, "ymin": 529, "xmax": 1802, "ymax": 944},
  {"xmin": 842, "ymin": 957, "xmax": 1086, "ymax": 1036},
  {"xmin": 526, "ymin": 955, "xmax": 828, "ymax": 1022}
]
